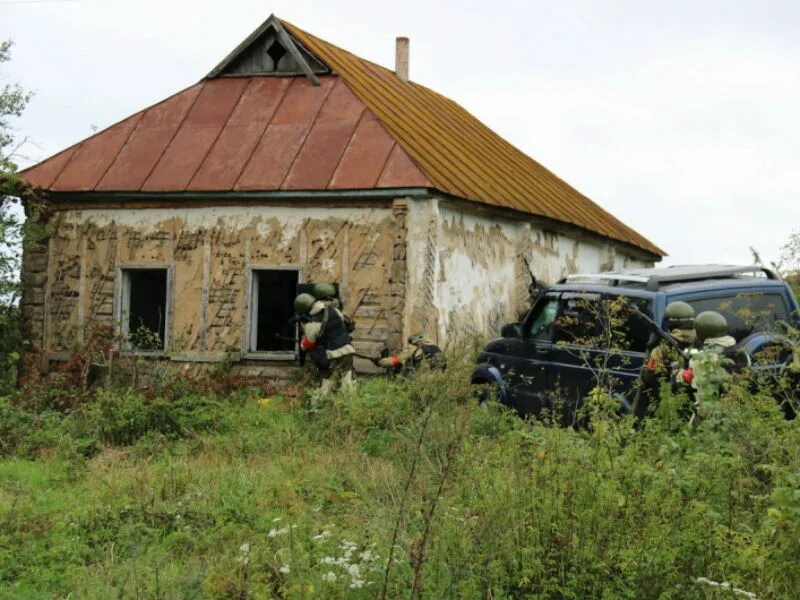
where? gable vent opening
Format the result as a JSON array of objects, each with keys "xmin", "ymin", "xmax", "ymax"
[{"xmin": 267, "ymin": 40, "xmax": 287, "ymax": 68}]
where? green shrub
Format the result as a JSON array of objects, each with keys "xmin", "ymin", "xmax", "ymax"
[{"xmin": 83, "ymin": 388, "xmax": 233, "ymax": 446}]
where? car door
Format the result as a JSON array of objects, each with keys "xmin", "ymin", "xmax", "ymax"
[
  {"xmin": 600, "ymin": 294, "xmax": 654, "ymax": 412},
  {"xmin": 547, "ymin": 293, "xmax": 605, "ymax": 424},
  {"xmin": 499, "ymin": 294, "xmax": 560, "ymax": 416}
]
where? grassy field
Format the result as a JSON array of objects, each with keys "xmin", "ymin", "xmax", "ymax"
[{"xmin": 1, "ymin": 356, "xmax": 799, "ymax": 599}]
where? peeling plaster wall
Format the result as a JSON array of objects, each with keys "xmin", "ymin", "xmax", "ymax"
[
  {"xmin": 36, "ymin": 205, "xmax": 397, "ymax": 366},
  {"xmin": 405, "ymin": 198, "xmax": 654, "ymax": 344}
]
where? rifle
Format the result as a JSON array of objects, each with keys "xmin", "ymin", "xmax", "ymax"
[
  {"xmin": 631, "ymin": 305, "xmax": 690, "ymax": 367},
  {"xmin": 522, "ymin": 257, "xmax": 546, "ymax": 304}
]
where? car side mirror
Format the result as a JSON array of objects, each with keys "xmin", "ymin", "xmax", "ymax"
[{"xmin": 501, "ymin": 323, "xmax": 522, "ymax": 338}]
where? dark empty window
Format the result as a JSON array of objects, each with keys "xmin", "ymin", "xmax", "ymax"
[
  {"xmin": 121, "ymin": 269, "xmax": 167, "ymax": 351},
  {"xmin": 251, "ymin": 269, "xmax": 299, "ymax": 353},
  {"xmin": 267, "ymin": 41, "xmax": 287, "ymax": 67},
  {"xmin": 685, "ymin": 293, "xmax": 791, "ymax": 341}
]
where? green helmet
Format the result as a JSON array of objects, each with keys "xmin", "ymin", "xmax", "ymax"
[
  {"xmin": 312, "ymin": 282, "xmax": 337, "ymax": 300},
  {"xmin": 664, "ymin": 301, "xmax": 695, "ymax": 329},
  {"xmin": 695, "ymin": 311, "xmax": 728, "ymax": 342},
  {"xmin": 408, "ymin": 332, "xmax": 425, "ymax": 345},
  {"xmin": 293, "ymin": 293, "xmax": 316, "ymax": 316}
]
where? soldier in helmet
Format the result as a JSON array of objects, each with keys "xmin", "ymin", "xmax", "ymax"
[
  {"xmin": 311, "ymin": 282, "xmax": 355, "ymax": 333},
  {"xmin": 374, "ymin": 332, "xmax": 442, "ymax": 374},
  {"xmin": 676, "ymin": 311, "xmax": 736, "ymax": 418},
  {"xmin": 642, "ymin": 301, "xmax": 698, "ymax": 387},
  {"xmin": 293, "ymin": 292, "xmax": 355, "ymax": 387},
  {"xmin": 695, "ymin": 311, "xmax": 736, "ymax": 350},
  {"xmin": 673, "ymin": 310, "xmax": 736, "ymax": 389}
]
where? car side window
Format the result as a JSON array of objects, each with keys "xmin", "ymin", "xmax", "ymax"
[
  {"xmin": 607, "ymin": 296, "xmax": 653, "ymax": 353},
  {"xmin": 526, "ymin": 297, "xmax": 559, "ymax": 340},
  {"xmin": 554, "ymin": 294, "xmax": 603, "ymax": 346},
  {"xmin": 685, "ymin": 292, "xmax": 790, "ymax": 341}
]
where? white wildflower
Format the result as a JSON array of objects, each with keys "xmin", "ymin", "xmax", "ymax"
[
  {"xmin": 694, "ymin": 577, "xmax": 757, "ymax": 599},
  {"xmin": 235, "ymin": 543, "xmax": 251, "ymax": 565},
  {"xmin": 350, "ymin": 579, "xmax": 365, "ymax": 589},
  {"xmin": 347, "ymin": 563, "xmax": 361, "ymax": 578},
  {"xmin": 322, "ymin": 571, "xmax": 337, "ymax": 582},
  {"xmin": 279, "ymin": 565, "xmax": 290, "ymax": 574},
  {"xmin": 313, "ymin": 530, "xmax": 332, "ymax": 541},
  {"xmin": 267, "ymin": 527, "xmax": 289, "ymax": 538},
  {"xmin": 359, "ymin": 550, "xmax": 374, "ymax": 562},
  {"xmin": 272, "ymin": 517, "xmax": 282, "ymax": 523},
  {"xmin": 321, "ymin": 556, "xmax": 337, "ymax": 565}
]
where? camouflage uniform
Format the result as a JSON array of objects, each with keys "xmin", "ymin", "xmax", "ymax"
[
  {"xmin": 296, "ymin": 294, "xmax": 356, "ymax": 387},
  {"xmin": 377, "ymin": 334, "xmax": 441, "ymax": 373},
  {"xmin": 642, "ymin": 328, "xmax": 697, "ymax": 386}
]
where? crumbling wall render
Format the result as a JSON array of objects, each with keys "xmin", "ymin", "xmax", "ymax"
[
  {"xmin": 405, "ymin": 197, "xmax": 654, "ymax": 345},
  {"xmin": 40, "ymin": 205, "xmax": 395, "ymax": 360}
]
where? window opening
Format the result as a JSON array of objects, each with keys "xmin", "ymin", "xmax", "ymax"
[
  {"xmin": 121, "ymin": 269, "xmax": 168, "ymax": 351},
  {"xmin": 267, "ymin": 41, "xmax": 287, "ymax": 67},
  {"xmin": 251, "ymin": 269, "xmax": 299, "ymax": 352}
]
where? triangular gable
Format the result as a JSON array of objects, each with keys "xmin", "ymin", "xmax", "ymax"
[{"xmin": 207, "ymin": 14, "xmax": 329, "ymax": 85}]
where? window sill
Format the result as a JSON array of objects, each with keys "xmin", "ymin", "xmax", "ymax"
[
  {"xmin": 243, "ymin": 352, "xmax": 297, "ymax": 362},
  {"xmin": 119, "ymin": 350, "xmax": 167, "ymax": 358}
]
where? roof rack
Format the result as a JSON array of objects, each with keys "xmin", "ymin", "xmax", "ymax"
[{"xmin": 559, "ymin": 265, "xmax": 779, "ymax": 291}]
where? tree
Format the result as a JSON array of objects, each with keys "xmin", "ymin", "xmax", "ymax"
[{"xmin": 0, "ymin": 40, "xmax": 33, "ymax": 389}]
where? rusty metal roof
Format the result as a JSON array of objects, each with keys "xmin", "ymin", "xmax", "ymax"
[
  {"xmin": 23, "ymin": 76, "xmax": 430, "ymax": 194},
  {"xmin": 22, "ymin": 16, "xmax": 662, "ymax": 257}
]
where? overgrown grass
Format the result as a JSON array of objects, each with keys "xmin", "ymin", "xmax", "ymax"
[{"xmin": 1, "ymin": 356, "xmax": 799, "ymax": 598}]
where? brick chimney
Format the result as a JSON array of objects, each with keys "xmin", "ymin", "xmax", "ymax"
[{"xmin": 395, "ymin": 37, "xmax": 409, "ymax": 82}]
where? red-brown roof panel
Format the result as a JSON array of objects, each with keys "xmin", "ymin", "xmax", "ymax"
[
  {"xmin": 283, "ymin": 120, "xmax": 361, "ymax": 190},
  {"xmin": 282, "ymin": 78, "xmax": 365, "ymax": 190},
  {"xmin": 189, "ymin": 78, "xmax": 290, "ymax": 191},
  {"xmin": 317, "ymin": 77, "xmax": 365, "ymax": 122},
  {"xmin": 329, "ymin": 111, "xmax": 395, "ymax": 189},
  {"xmin": 235, "ymin": 123, "xmax": 311, "ymax": 191},
  {"xmin": 142, "ymin": 126, "xmax": 223, "ymax": 192},
  {"xmin": 52, "ymin": 113, "xmax": 142, "ymax": 191},
  {"xmin": 189, "ymin": 124, "xmax": 272, "ymax": 191},
  {"xmin": 97, "ymin": 84, "xmax": 204, "ymax": 191},
  {"xmin": 377, "ymin": 144, "xmax": 432, "ymax": 188},
  {"xmin": 235, "ymin": 77, "xmax": 336, "ymax": 190},
  {"xmin": 142, "ymin": 79, "xmax": 248, "ymax": 191},
  {"xmin": 183, "ymin": 78, "xmax": 249, "ymax": 127},
  {"xmin": 271, "ymin": 76, "xmax": 334, "ymax": 124},
  {"xmin": 228, "ymin": 77, "xmax": 291, "ymax": 127},
  {"xmin": 22, "ymin": 146, "xmax": 78, "ymax": 190}
]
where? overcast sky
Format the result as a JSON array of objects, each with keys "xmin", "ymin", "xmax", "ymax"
[{"xmin": 3, "ymin": 0, "xmax": 800, "ymax": 266}]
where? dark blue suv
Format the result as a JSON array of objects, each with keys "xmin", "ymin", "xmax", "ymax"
[{"xmin": 472, "ymin": 265, "xmax": 799, "ymax": 421}]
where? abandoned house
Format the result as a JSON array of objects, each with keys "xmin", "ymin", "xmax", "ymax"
[{"xmin": 20, "ymin": 14, "xmax": 664, "ymax": 375}]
